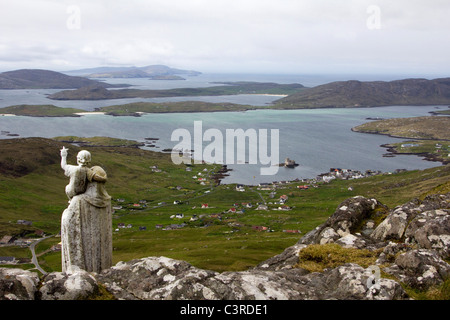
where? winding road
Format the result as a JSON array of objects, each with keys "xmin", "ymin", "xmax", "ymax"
[{"xmin": 29, "ymin": 235, "xmax": 53, "ymax": 275}]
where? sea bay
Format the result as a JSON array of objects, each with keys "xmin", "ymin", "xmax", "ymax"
[
  {"xmin": 0, "ymin": 105, "xmax": 444, "ymax": 184},
  {"xmin": 0, "ymin": 74, "xmax": 446, "ymax": 184}
]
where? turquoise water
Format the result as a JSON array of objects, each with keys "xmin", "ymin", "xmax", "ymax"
[{"xmin": 0, "ymin": 105, "xmax": 445, "ymax": 184}]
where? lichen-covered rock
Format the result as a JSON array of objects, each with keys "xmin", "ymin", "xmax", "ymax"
[
  {"xmin": 96, "ymin": 257, "xmax": 407, "ymax": 300},
  {"xmin": 299, "ymin": 196, "xmax": 386, "ymax": 246},
  {"xmin": 371, "ymin": 207, "xmax": 411, "ymax": 241},
  {"xmin": 255, "ymin": 244, "xmax": 307, "ymax": 271},
  {"xmin": 0, "ymin": 268, "xmax": 39, "ymax": 300},
  {"xmin": 319, "ymin": 263, "xmax": 408, "ymax": 300},
  {"xmin": 97, "ymin": 256, "xmax": 219, "ymax": 300},
  {"xmin": 404, "ymin": 209, "xmax": 450, "ymax": 258},
  {"xmin": 39, "ymin": 269, "xmax": 99, "ymax": 300},
  {"xmin": 376, "ymin": 241, "xmax": 413, "ymax": 265},
  {"xmin": 384, "ymin": 249, "xmax": 450, "ymax": 290},
  {"xmin": 335, "ymin": 234, "xmax": 368, "ymax": 249},
  {"xmin": 371, "ymin": 193, "xmax": 450, "ymax": 242}
]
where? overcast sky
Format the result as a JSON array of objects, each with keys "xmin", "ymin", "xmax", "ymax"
[{"xmin": 0, "ymin": 0, "xmax": 449, "ymax": 76}]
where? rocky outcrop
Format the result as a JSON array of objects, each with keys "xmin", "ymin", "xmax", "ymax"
[{"xmin": 1, "ymin": 193, "xmax": 449, "ymax": 300}]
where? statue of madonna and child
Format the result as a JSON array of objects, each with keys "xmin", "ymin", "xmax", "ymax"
[{"xmin": 60, "ymin": 146, "xmax": 112, "ymax": 274}]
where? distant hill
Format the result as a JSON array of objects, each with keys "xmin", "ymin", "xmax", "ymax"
[
  {"xmin": 0, "ymin": 69, "xmax": 128, "ymax": 89},
  {"xmin": 65, "ymin": 64, "xmax": 201, "ymax": 79},
  {"xmin": 47, "ymin": 81, "xmax": 303, "ymax": 100},
  {"xmin": 275, "ymin": 78, "xmax": 450, "ymax": 108}
]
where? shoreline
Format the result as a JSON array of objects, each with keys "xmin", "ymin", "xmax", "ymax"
[
  {"xmin": 2, "ymin": 103, "xmax": 449, "ymax": 118},
  {"xmin": 74, "ymin": 112, "xmax": 106, "ymax": 115}
]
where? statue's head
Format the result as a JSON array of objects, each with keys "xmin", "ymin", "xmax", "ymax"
[{"xmin": 77, "ymin": 150, "xmax": 91, "ymax": 166}]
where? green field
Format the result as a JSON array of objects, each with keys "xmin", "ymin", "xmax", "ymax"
[{"xmin": 0, "ymin": 137, "xmax": 449, "ymax": 274}]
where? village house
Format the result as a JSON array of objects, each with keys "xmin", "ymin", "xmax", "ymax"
[
  {"xmin": 0, "ymin": 256, "xmax": 16, "ymax": 264},
  {"xmin": 163, "ymin": 223, "xmax": 186, "ymax": 230},
  {"xmin": 279, "ymin": 195, "xmax": 288, "ymax": 204},
  {"xmin": 201, "ymin": 203, "xmax": 209, "ymax": 208},
  {"xmin": 283, "ymin": 229, "xmax": 301, "ymax": 234},
  {"xmin": 256, "ymin": 204, "xmax": 269, "ymax": 211},
  {"xmin": 0, "ymin": 235, "xmax": 16, "ymax": 245}
]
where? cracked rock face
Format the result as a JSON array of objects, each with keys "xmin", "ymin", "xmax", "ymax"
[
  {"xmin": 384, "ymin": 249, "xmax": 450, "ymax": 290},
  {"xmin": 405, "ymin": 210, "xmax": 450, "ymax": 258},
  {"xmin": 0, "ymin": 268, "xmax": 39, "ymax": 300},
  {"xmin": 1, "ymin": 193, "xmax": 449, "ymax": 300}
]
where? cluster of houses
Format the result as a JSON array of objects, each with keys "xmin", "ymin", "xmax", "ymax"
[
  {"xmin": 0, "ymin": 220, "xmax": 46, "ymax": 249},
  {"xmin": 318, "ymin": 168, "xmax": 384, "ymax": 183}
]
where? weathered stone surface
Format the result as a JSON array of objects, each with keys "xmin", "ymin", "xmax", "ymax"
[
  {"xmin": 39, "ymin": 269, "xmax": 99, "ymax": 300},
  {"xmin": 255, "ymin": 243, "xmax": 307, "ymax": 271},
  {"xmin": 0, "ymin": 268, "xmax": 39, "ymax": 300},
  {"xmin": 319, "ymin": 263, "xmax": 408, "ymax": 300},
  {"xmin": 371, "ymin": 207, "xmax": 411, "ymax": 241},
  {"xmin": 96, "ymin": 257, "xmax": 407, "ymax": 300},
  {"xmin": 384, "ymin": 249, "xmax": 450, "ymax": 290},
  {"xmin": 299, "ymin": 196, "xmax": 387, "ymax": 246},
  {"xmin": 371, "ymin": 193, "xmax": 450, "ymax": 242},
  {"xmin": 404, "ymin": 209, "xmax": 450, "ymax": 258},
  {"xmin": 375, "ymin": 241, "xmax": 413, "ymax": 265}
]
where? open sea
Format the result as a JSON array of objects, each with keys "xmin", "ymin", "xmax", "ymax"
[{"xmin": 0, "ymin": 73, "xmax": 447, "ymax": 184}]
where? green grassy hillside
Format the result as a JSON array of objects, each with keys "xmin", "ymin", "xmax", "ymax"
[{"xmin": 0, "ymin": 137, "xmax": 449, "ymax": 274}]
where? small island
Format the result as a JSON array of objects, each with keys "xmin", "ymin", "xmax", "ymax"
[{"xmin": 0, "ymin": 105, "xmax": 85, "ymax": 117}]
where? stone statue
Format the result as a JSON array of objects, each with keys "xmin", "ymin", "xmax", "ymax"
[{"xmin": 60, "ymin": 147, "xmax": 112, "ymax": 274}]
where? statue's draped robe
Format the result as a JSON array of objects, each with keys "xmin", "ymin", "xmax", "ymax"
[{"xmin": 61, "ymin": 168, "xmax": 112, "ymax": 274}]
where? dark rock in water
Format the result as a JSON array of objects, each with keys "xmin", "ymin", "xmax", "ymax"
[{"xmin": 1, "ymin": 192, "xmax": 449, "ymax": 300}]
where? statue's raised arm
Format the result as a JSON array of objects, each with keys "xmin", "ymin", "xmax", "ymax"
[
  {"xmin": 61, "ymin": 148, "xmax": 91, "ymax": 202},
  {"xmin": 60, "ymin": 146, "xmax": 68, "ymax": 170}
]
